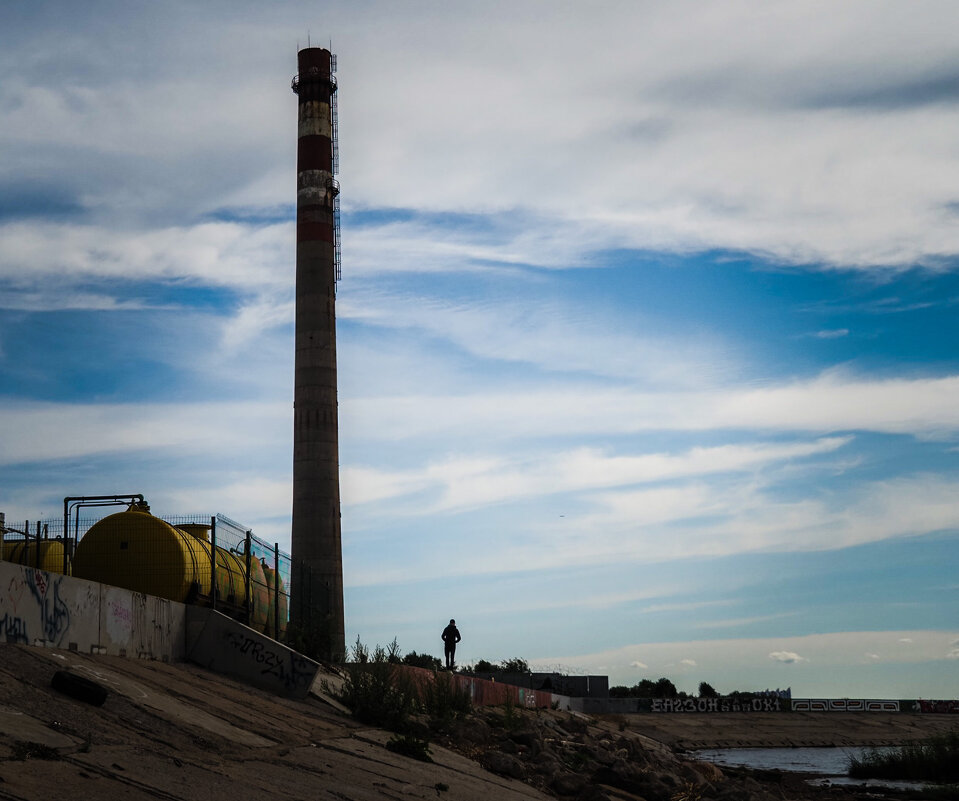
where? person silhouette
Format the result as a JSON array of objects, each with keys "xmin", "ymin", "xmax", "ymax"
[{"xmin": 441, "ymin": 618, "xmax": 461, "ymax": 670}]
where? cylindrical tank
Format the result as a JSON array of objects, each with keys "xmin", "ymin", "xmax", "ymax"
[
  {"xmin": 73, "ymin": 508, "xmax": 212, "ymax": 603},
  {"xmin": 72, "ymin": 507, "xmax": 277, "ymax": 634},
  {"xmin": 2, "ymin": 539, "xmax": 67, "ymax": 574},
  {"xmin": 262, "ymin": 562, "xmax": 289, "ymax": 639}
]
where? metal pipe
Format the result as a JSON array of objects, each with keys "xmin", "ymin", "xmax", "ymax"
[
  {"xmin": 274, "ymin": 542, "xmax": 280, "ymax": 641},
  {"xmin": 210, "ymin": 516, "xmax": 217, "ymax": 613},
  {"xmin": 244, "ymin": 530, "xmax": 252, "ymax": 626},
  {"xmin": 62, "ymin": 494, "xmax": 144, "ymax": 575}
]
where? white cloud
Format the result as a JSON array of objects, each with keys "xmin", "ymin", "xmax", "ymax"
[
  {"xmin": 769, "ymin": 651, "xmax": 806, "ymax": 663},
  {"xmin": 630, "ymin": 661, "xmax": 648, "ymax": 669},
  {"xmin": 814, "ymin": 329, "xmax": 849, "ymax": 339},
  {"xmin": 699, "ymin": 612, "xmax": 799, "ymax": 630},
  {"xmin": 2, "ymin": 2, "xmax": 959, "ymax": 297},
  {"xmin": 543, "ymin": 630, "xmax": 957, "ymax": 698},
  {"xmin": 680, "ymin": 659, "xmax": 697, "ymax": 667},
  {"xmin": 340, "ymin": 285, "xmax": 732, "ymax": 388},
  {"xmin": 540, "ymin": 631, "xmax": 959, "ymax": 690},
  {"xmin": 562, "ymin": 472, "xmax": 959, "ymax": 567},
  {"xmin": 0, "ymin": 400, "xmax": 289, "ymax": 467},
  {"xmin": 344, "ymin": 371, "xmax": 959, "ymax": 444},
  {"xmin": 340, "ymin": 437, "xmax": 849, "ymax": 511},
  {"xmin": 0, "ymin": 221, "xmax": 293, "ymax": 300}
]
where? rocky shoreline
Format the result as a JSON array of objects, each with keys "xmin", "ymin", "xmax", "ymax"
[{"xmin": 433, "ymin": 705, "xmax": 952, "ymax": 801}]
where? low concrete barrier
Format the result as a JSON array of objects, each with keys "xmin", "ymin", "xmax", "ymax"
[
  {"xmin": 0, "ymin": 560, "xmax": 186, "ymax": 660},
  {"xmin": 185, "ymin": 607, "xmax": 319, "ymax": 698},
  {"xmin": 0, "ymin": 561, "xmax": 317, "ymax": 699}
]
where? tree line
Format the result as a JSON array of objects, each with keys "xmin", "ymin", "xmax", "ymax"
[{"xmin": 609, "ymin": 679, "xmax": 773, "ymax": 700}]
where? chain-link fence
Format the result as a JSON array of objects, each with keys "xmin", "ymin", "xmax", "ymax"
[{"xmin": 0, "ymin": 507, "xmax": 314, "ymax": 650}]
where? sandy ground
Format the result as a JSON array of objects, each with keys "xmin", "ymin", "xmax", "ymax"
[{"xmin": 1, "ymin": 645, "xmax": 957, "ymax": 801}]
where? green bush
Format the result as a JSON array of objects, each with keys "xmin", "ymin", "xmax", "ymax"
[
  {"xmin": 423, "ymin": 670, "xmax": 472, "ymax": 729},
  {"xmin": 386, "ymin": 733, "xmax": 433, "ymax": 762},
  {"xmin": 336, "ymin": 637, "xmax": 418, "ymax": 732},
  {"xmin": 336, "ymin": 637, "xmax": 472, "ymax": 737},
  {"xmin": 403, "ymin": 650, "xmax": 442, "ymax": 670}
]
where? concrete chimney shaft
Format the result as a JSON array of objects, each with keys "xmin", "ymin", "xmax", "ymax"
[{"xmin": 291, "ymin": 47, "xmax": 345, "ymax": 661}]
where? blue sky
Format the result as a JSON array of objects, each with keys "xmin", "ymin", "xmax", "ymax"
[{"xmin": 2, "ymin": 0, "xmax": 959, "ymax": 698}]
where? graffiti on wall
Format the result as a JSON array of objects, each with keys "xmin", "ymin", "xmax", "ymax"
[
  {"xmin": 917, "ymin": 700, "xmax": 959, "ymax": 714},
  {"xmin": 28, "ymin": 569, "xmax": 71, "ymax": 646},
  {"xmin": 133, "ymin": 593, "xmax": 175, "ymax": 658},
  {"xmin": 1, "ymin": 567, "xmax": 73, "ymax": 647},
  {"xmin": 791, "ymin": 699, "xmax": 901, "ymax": 712},
  {"xmin": 225, "ymin": 631, "xmax": 316, "ymax": 693},
  {"xmin": 651, "ymin": 697, "xmax": 782, "ymax": 713},
  {"xmin": 0, "ymin": 613, "xmax": 28, "ymax": 644}
]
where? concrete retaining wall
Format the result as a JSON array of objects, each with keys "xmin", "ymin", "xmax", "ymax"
[
  {"xmin": 0, "ymin": 560, "xmax": 187, "ymax": 660},
  {"xmin": 0, "ymin": 561, "xmax": 317, "ymax": 699},
  {"xmin": 185, "ymin": 607, "xmax": 319, "ymax": 698}
]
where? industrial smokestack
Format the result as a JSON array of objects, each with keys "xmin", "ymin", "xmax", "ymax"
[{"xmin": 290, "ymin": 47, "xmax": 345, "ymax": 661}]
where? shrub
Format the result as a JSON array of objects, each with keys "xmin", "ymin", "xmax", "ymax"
[
  {"xmin": 403, "ymin": 650, "xmax": 442, "ymax": 670},
  {"xmin": 423, "ymin": 670, "xmax": 472, "ymax": 729},
  {"xmin": 336, "ymin": 637, "xmax": 418, "ymax": 732},
  {"xmin": 500, "ymin": 658, "xmax": 530, "ymax": 674},
  {"xmin": 847, "ymin": 732, "xmax": 959, "ymax": 783},
  {"xmin": 386, "ymin": 733, "xmax": 433, "ymax": 762}
]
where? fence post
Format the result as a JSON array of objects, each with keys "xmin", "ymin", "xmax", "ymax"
[
  {"xmin": 274, "ymin": 542, "xmax": 280, "ymax": 641},
  {"xmin": 34, "ymin": 520, "xmax": 40, "ymax": 569},
  {"xmin": 245, "ymin": 530, "xmax": 252, "ymax": 626},
  {"xmin": 210, "ymin": 516, "xmax": 217, "ymax": 613}
]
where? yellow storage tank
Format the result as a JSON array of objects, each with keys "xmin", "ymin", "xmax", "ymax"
[
  {"xmin": 262, "ymin": 563, "xmax": 289, "ymax": 639},
  {"xmin": 1, "ymin": 539, "xmax": 67, "ymax": 575},
  {"xmin": 73, "ymin": 507, "xmax": 212, "ymax": 603},
  {"xmin": 72, "ymin": 506, "xmax": 275, "ymax": 635},
  {"xmin": 179, "ymin": 523, "xmax": 271, "ymax": 634},
  {"xmin": 248, "ymin": 558, "xmax": 270, "ymax": 634}
]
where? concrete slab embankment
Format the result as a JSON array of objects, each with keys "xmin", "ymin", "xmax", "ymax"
[{"xmin": 0, "ymin": 645, "xmax": 552, "ymax": 801}]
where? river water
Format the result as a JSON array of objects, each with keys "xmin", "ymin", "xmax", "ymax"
[{"xmin": 690, "ymin": 747, "xmax": 923, "ymax": 791}]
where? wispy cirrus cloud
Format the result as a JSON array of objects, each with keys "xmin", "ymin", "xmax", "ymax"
[
  {"xmin": 343, "ymin": 437, "xmax": 850, "ymax": 511},
  {"xmin": 344, "ymin": 371, "xmax": 959, "ymax": 443},
  {"xmin": 0, "ymin": 220, "xmax": 293, "ymax": 299}
]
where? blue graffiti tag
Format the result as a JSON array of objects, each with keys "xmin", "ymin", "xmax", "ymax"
[
  {"xmin": 26, "ymin": 570, "xmax": 71, "ymax": 646},
  {"xmin": 1, "ymin": 613, "xmax": 28, "ymax": 644}
]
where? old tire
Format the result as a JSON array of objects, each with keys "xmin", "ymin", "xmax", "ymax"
[{"xmin": 51, "ymin": 670, "xmax": 108, "ymax": 706}]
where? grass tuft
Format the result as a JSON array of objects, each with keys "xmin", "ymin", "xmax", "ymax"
[{"xmin": 847, "ymin": 731, "xmax": 959, "ymax": 783}]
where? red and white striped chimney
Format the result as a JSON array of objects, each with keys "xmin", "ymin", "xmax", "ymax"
[{"xmin": 290, "ymin": 47, "xmax": 344, "ymax": 661}]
